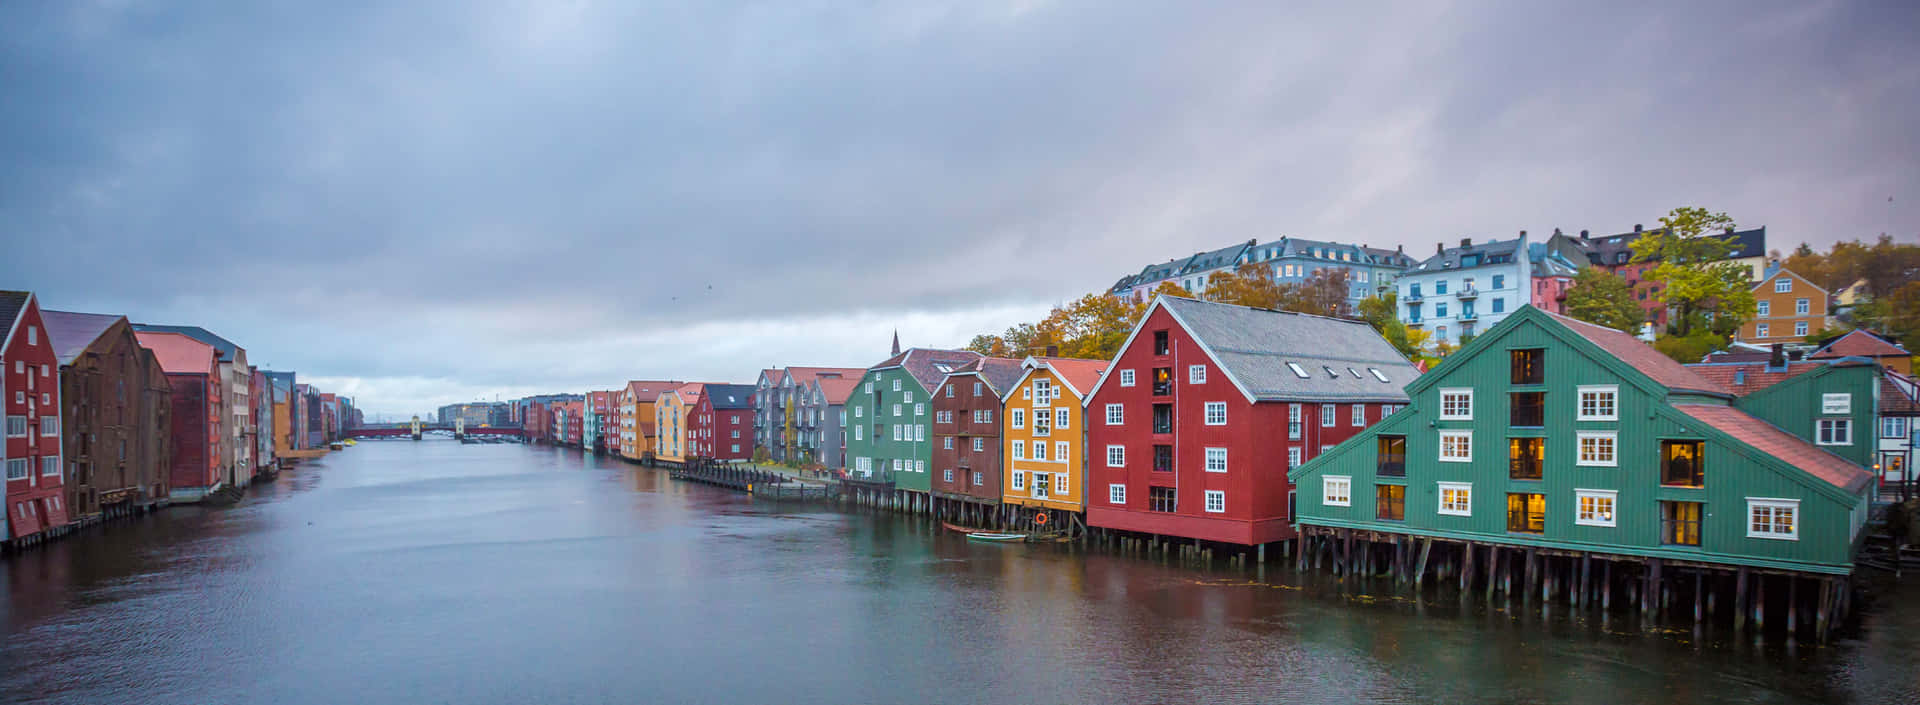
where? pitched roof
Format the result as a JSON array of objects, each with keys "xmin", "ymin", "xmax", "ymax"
[
  {"xmin": 0, "ymin": 291, "xmax": 29, "ymax": 344},
  {"xmin": 41, "ymin": 309, "xmax": 125, "ymax": 365},
  {"xmin": 1544, "ymin": 311, "xmax": 1732, "ymax": 396},
  {"xmin": 1682, "ymin": 360, "xmax": 1823, "ymax": 396},
  {"xmin": 668, "ymin": 382, "xmax": 709, "ymax": 404},
  {"xmin": 817, "ymin": 376, "xmax": 861, "ymax": 405},
  {"xmin": 131, "ymin": 324, "xmax": 243, "ymax": 362},
  {"xmin": 1882, "ymin": 372, "xmax": 1920, "ymax": 415},
  {"xmin": 135, "ymin": 331, "xmax": 216, "ymax": 375},
  {"xmin": 1154, "ymin": 296, "xmax": 1416, "ymax": 402},
  {"xmin": 1810, "ymin": 329, "xmax": 1907, "ymax": 360},
  {"xmin": 1023, "ymin": 357, "xmax": 1110, "ymax": 398},
  {"xmin": 705, "ymin": 384, "xmax": 755, "ymax": 410},
  {"xmin": 1674, "ymin": 404, "xmax": 1873, "ymax": 493},
  {"xmin": 1409, "ymin": 236, "xmax": 1526, "ymax": 273},
  {"xmin": 624, "ymin": 380, "xmax": 681, "ymax": 401},
  {"xmin": 945, "ymin": 357, "xmax": 1025, "ymax": 396},
  {"xmin": 872, "ymin": 348, "xmax": 984, "ymax": 392},
  {"xmin": 782, "ymin": 366, "xmax": 865, "ymax": 387}
]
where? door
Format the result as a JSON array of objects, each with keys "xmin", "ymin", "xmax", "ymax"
[{"xmin": 1032, "ymin": 472, "xmax": 1050, "ymax": 500}]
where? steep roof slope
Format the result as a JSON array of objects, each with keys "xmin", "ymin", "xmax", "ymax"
[
  {"xmin": 132, "ymin": 324, "xmax": 243, "ymax": 362},
  {"xmin": 0, "ymin": 291, "xmax": 28, "ymax": 343},
  {"xmin": 947, "ymin": 357, "xmax": 1025, "ymax": 396},
  {"xmin": 1545, "ymin": 311, "xmax": 1732, "ymax": 396},
  {"xmin": 1159, "ymin": 296, "xmax": 1415, "ymax": 402},
  {"xmin": 1810, "ymin": 329, "xmax": 1907, "ymax": 360},
  {"xmin": 818, "ymin": 377, "xmax": 861, "ymax": 405},
  {"xmin": 872, "ymin": 348, "xmax": 984, "ymax": 392},
  {"xmin": 1026, "ymin": 357, "xmax": 1110, "ymax": 398},
  {"xmin": 135, "ymin": 331, "xmax": 216, "ymax": 374},
  {"xmin": 706, "ymin": 384, "xmax": 756, "ymax": 410},
  {"xmin": 1673, "ymin": 404, "xmax": 1873, "ymax": 493},
  {"xmin": 42, "ymin": 310, "xmax": 124, "ymax": 365}
]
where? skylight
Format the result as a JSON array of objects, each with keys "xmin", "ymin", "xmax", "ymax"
[
  {"xmin": 933, "ymin": 364, "xmax": 952, "ymax": 373},
  {"xmin": 1369, "ymin": 368, "xmax": 1390, "ymax": 383},
  {"xmin": 1324, "ymin": 366, "xmax": 1339, "ymax": 379},
  {"xmin": 1287, "ymin": 362, "xmax": 1310, "ymax": 379},
  {"xmin": 1348, "ymin": 368, "xmax": 1361, "ymax": 378}
]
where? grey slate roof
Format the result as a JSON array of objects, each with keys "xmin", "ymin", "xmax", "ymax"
[
  {"xmin": 1160, "ymin": 296, "xmax": 1417, "ymax": 402},
  {"xmin": 873, "ymin": 347, "xmax": 984, "ymax": 392},
  {"xmin": 706, "ymin": 384, "xmax": 756, "ymax": 410},
  {"xmin": 1410, "ymin": 237, "xmax": 1525, "ymax": 272},
  {"xmin": 132, "ymin": 324, "xmax": 243, "ymax": 362},
  {"xmin": 946, "ymin": 357, "xmax": 1025, "ymax": 396},
  {"xmin": 0, "ymin": 291, "xmax": 28, "ymax": 343},
  {"xmin": 42, "ymin": 310, "xmax": 124, "ymax": 365}
]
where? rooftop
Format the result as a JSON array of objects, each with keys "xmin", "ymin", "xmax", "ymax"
[{"xmin": 1151, "ymin": 296, "xmax": 1416, "ymax": 402}]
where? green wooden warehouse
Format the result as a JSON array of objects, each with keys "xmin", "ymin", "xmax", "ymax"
[
  {"xmin": 841, "ymin": 347, "xmax": 982, "ymax": 511},
  {"xmin": 1288, "ymin": 305, "xmax": 1874, "ymax": 638}
]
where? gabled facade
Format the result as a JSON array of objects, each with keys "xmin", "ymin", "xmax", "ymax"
[
  {"xmin": 691, "ymin": 384, "xmax": 754, "ymax": 461},
  {"xmin": 1809, "ymin": 329, "xmax": 1910, "ymax": 376},
  {"xmin": 1398, "ymin": 235, "xmax": 1532, "ymax": 347},
  {"xmin": 616, "ymin": 381, "xmax": 679, "ymax": 462},
  {"xmin": 751, "ymin": 368, "xmax": 781, "ymax": 459},
  {"xmin": 769, "ymin": 367, "xmax": 863, "ymax": 463},
  {"xmin": 654, "ymin": 383, "xmax": 706, "ymax": 464},
  {"xmin": 1290, "ymin": 306, "xmax": 1874, "ymax": 576},
  {"xmin": 930, "ymin": 357, "xmax": 1023, "ymax": 505},
  {"xmin": 45, "ymin": 310, "xmax": 172, "ymax": 519},
  {"xmin": 4, "ymin": 292, "xmax": 69, "ymax": 540},
  {"xmin": 131, "ymin": 324, "xmax": 255, "ymax": 488},
  {"xmin": 1002, "ymin": 356, "xmax": 1109, "ymax": 516},
  {"xmin": 796, "ymin": 376, "xmax": 858, "ymax": 468},
  {"xmin": 1086, "ymin": 296, "xmax": 1417, "ymax": 546},
  {"xmin": 1739, "ymin": 265, "xmax": 1828, "ymax": 345},
  {"xmin": 134, "ymin": 331, "xmax": 221, "ymax": 502},
  {"xmin": 1878, "ymin": 372, "xmax": 1919, "ymax": 489},
  {"xmin": 842, "ymin": 348, "xmax": 983, "ymax": 492}
]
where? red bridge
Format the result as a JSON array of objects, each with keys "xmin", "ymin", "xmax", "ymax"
[{"xmin": 348, "ymin": 425, "xmax": 525, "ymax": 438}]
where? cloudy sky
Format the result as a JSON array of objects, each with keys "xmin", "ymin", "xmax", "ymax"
[{"xmin": 3, "ymin": 1, "xmax": 1915, "ymax": 418}]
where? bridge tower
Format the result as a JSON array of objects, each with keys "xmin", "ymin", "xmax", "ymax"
[
  {"xmin": 454, "ymin": 417, "xmax": 466, "ymax": 440},
  {"xmin": 410, "ymin": 415, "xmax": 422, "ymax": 441}
]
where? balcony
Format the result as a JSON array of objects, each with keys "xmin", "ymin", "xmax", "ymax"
[
  {"xmin": 1458, "ymin": 310, "xmax": 1478, "ymax": 321},
  {"xmin": 1404, "ymin": 291, "xmax": 1424, "ymax": 302},
  {"xmin": 1456, "ymin": 287, "xmax": 1478, "ymax": 300}
]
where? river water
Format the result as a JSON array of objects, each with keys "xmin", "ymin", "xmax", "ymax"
[{"xmin": 2, "ymin": 439, "xmax": 1916, "ymax": 704}]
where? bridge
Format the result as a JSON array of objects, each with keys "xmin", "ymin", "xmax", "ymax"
[{"xmin": 347, "ymin": 419, "xmax": 525, "ymax": 440}]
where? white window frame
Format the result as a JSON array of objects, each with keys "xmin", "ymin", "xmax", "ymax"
[
  {"xmin": 5, "ymin": 458, "xmax": 27, "ymax": 480},
  {"xmin": 943, "ymin": 468, "xmax": 954, "ymax": 483},
  {"xmin": 1011, "ymin": 409, "xmax": 1025, "ymax": 429},
  {"xmin": 1574, "ymin": 489, "xmax": 1617, "ymax": 527},
  {"xmin": 1885, "ymin": 417, "xmax": 1911, "ymax": 439},
  {"xmin": 1816, "ymin": 418, "xmax": 1852, "ymax": 446},
  {"xmin": 1012, "ymin": 440, "xmax": 1026, "ymax": 459},
  {"xmin": 1437, "ymin": 482, "xmax": 1472, "ymax": 516},
  {"xmin": 1012, "ymin": 471, "xmax": 1026, "ymax": 491},
  {"xmin": 943, "ymin": 437, "xmax": 954, "ymax": 450},
  {"xmin": 1795, "ymin": 298, "xmax": 1810, "ymax": 315},
  {"xmin": 1322, "ymin": 476, "xmax": 1351, "ymax": 507},
  {"xmin": 1756, "ymin": 300, "xmax": 1771, "ymax": 317},
  {"xmin": 1746, "ymin": 498, "xmax": 1800, "ymax": 540},
  {"xmin": 1795, "ymin": 321, "xmax": 1809, "ymax": 337},
  {"xmin": 1055, "ymin": 441, "xmax": 1068, "ymax": 462},
  {"xmin": 1204, "ymin": 402, "xmax": 1227, "ymax": 426},
  {"xmin": 1204, "ymin": 490, "xmax": 1225, "ymax": 514},
  {"xmin": 1321, "ymin": 403, "xmax": 1336, "ymax": 427},
  {"xmin": 1188, "ymin": 365, "xmax": 1206, "ymax": 384},
  {"xmin": 1775, "ymin": 277, "xmax": 1791, "ymax": 293},
  {"xmin": 1577, "ymin": 385, "xmax": 1618, "ymax": 421},
  {"xmin": 1107, "ymin": 445, "xmax": 1125, "ymax": 467},
  {"xmin": 1119, "ymin": 369, "xmax": 1135, "ymax": 387},
  {"xmin": 1033, "ymin": 440, "xmax": 1048, "ymax": 461},
  {"xmin": 972, "ymin": 437, "xmax": 984, "ymax": 452},
  {"xmin": 1439, "ymin": 388, "xmax": 1473, "ymax": 420},
  {"xmin": 893, "ymin": 379, "xmax": 902, "ymax": 392},
  {"xmin": 1757, "ymin": 323, "xmax": 1770, "ymax": 338},
  {"xmin": 1204, "ymin": 447, "xmax": 1227, "ymax": 473},
  {"xmin": 1438, "ymin": 430, "xmax": 1473, "ymax": 463},
  {"xmin": 1288, "ymin": 447, "xmax": 1302, "ymax": 468},
  {"xmin": 1055, "ymin": 408, "xmax": 1069, "ymax": 430},
  {"xmin": 1351, "ymin": 405, "xmax": 1365, "ymax": 427},
  {"xmin": 1576, "ymin": 431, "xmax": 1618, "ymax": 467},
  {"xmin": 1056, "ymin": 473, "xmax": 1068, "ymax": 496},
  {"xmin": 1109, "ymin": 484, "xmax": 1126, "ymax": 504},
  {"xmin": 1106, "ymin": 404, "xmax": 1124, "ymax": 425},
  {"xmin": 41, "ymin": 456, "xmax": 58, "ymax": 477},
  {"xmin": 1822, "ymin": 393, "xmax": 1850, "ymax": 414}
]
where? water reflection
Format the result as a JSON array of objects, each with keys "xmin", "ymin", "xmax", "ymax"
[{"xmin": 1, "ymin": 439, "xmax": 1916, "ymax": 705}]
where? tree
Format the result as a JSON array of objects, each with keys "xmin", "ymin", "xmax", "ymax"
[
  {"xmin": 1280, "ymin": 268, "xmax": 1354, "ymax": 318},
  {"xmin": 1562, "ymin": 267, "xmax": 1644, "ymax": 332},
  {"xmin": 1201, "ymin": 263, "xmax": 1286, "ymax": 309},
  {"xmin": 1855, "ymin": 280, "xmax": 1920, "ymax": 351},
  {"xmin": 1631, "ymin": 207, "xmax": 1756, "ymax": 336},
  {"xmin": 1652, "ymin": 330, "xmax": 1727, "ymax": 364},
  {"xmin": 1148, "ymin": 281, "xmax": 1194, "ymax": 300},
  {"xmin": 1356, "ymin": 292, "xmax": 1428, "ymax": 360},
  {"xmin": 964, "ymin": 334, "xmax": 1009, "ymax": 357}
]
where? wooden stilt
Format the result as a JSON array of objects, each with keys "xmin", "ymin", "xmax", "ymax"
[
  {"xmin": 1414, "ymin": 538, "xmax": 1432, "ymax": 589},
  {"xmin": 1815, "ymin": 578, "xmax": 1832, "ymax": 642},
  {"xmin": 1734, "ymin": 567, "xmax": 1749, "ymax": 632},
  {"xmin": 1754, "ymin": 574, "xmax": 1766, "ymax": 631},
  {"xmin": 1578, "ymin": 554, "xmax": 1590, "ymax": 609},
  {"xmin": 1603, "ymin": 560, "xmax": 1613, "ymax": 611},
  {"xmin": 1497, "ymin": 548, "xmax": 1510, "ymax": 596},
  {"xmin": 1524, "ymin": 548, "xmax": 1537, "ymax": 600},
  {"xmin": 1693, "ymin": 572, "xmax": 1703, "ymax": 625},
  {"xmin": 1461, "ymin": 541, "xmax": 1476, "ymax": 592},
  {"xmin": 1787, "ymin": 577, "xmax": 1799, "ymax": 636}
]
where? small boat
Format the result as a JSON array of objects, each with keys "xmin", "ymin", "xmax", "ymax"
[{"xmin": 965, "ymin": 532, "xmax": 1028, "ymax": 543}]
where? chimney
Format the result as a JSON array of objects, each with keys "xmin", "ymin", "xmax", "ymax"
[
  {"xmin": 1580, "ymin": 229, "xmax": 1590, "ymax": 240},
  {"xmin": 1396, "ymin": 244, "xmax": 1404, "ymax": 253},
  {"xmin": 1552, "ymin": 228, "xmax": 1562, "ymax": 237},
  {"xmin": 1436, "ymin": 242, "xmax": 1444, "ymax": 255},
  {"xmin": 1633, "ymin": 224, "xmax": 1643, "ymax": 233},
  {"xmin": 1460, "ymin": 238, "xmax": 1473, "ymax": 248},
  {"xmin": 1044, "ymin": 345, "xmax": 1059, "ymax": 357},
  {"xmin": 1768, "ymin": 343, "xmax": 1786, "ymax": 370}
]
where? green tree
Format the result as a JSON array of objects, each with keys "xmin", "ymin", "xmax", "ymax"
[
  {"xmin": 1562, "ymin": 267, "xmax": 1644, "ymax": 332},
  {"xmin": 1356, "ymin": 292, "xmax": 1428, "ymax": 360},
  {"xmin": 1631, "ymin": 207, "xmax": 1756, "ymax": 335},
  {"xmin": 1652, "ymin": 330, "xmax": 1728, "ymax": 364}
]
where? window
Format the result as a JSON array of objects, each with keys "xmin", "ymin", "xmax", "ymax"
[
  {"xmin": 1033, "ymin": 409, "xmax": 1051, "ymax": 437},
  {"xmin": 1152, "ymin": 367, "xmax": 1173, "ymax": 396},
  {"xmin": 1748, "ymin": 498, "xmax": 1799, "ymax": 540},
  {"xmin": 1377, "ymin": 436, "xmax": 1405, "ymax": 476},
  {"xmin": 1055, "ymin": 408, "xmax": 1069, "ymax": 430},
  {"xmin": 1033, "ymin": 440, "xmax": 1048, "ymax": 461},
  {"xmin": 1106, "ymin": 404, "xmax": 1124, "ymax": 425},
  {"xmin": 1107, "ymin": 445, "xmax": 1125, "ymax": 467},
  {"xmin": 1052, "ymin": 441, "xmax": 1066, "ymax": 461},
  {"xmin": 1572, "ymin": 431, "xmax": 1616, "ymax": 467},
  {"xmin": 1109, "ymin": 484, "xmax": 1126, "ymax": 504},
  {"xmin": 914, "ymin": 403, "xmax": 923, "ymax": 417},
  {"xmin": 1204, "ymin": 490, "xmax": 1225, "ymax": 513},
  {"xmin": 1288, "ymin": 447, "xmax": 1303, "ymax": 468},
  {"xmin": 1757, "ymin": 323, "xmax": 1770, "ymax": 338},
  {"xmin": 5, "ymin": 416, "xmax": 25, "ymax": 437},
  {"xmin": 1287, "ymin": 362, "xmax": 1310, "ymax": 379},
  {"xmin": 892, "ymin": 425, "xmax": 901, "ymax": 441},
  {"xmin": 25, "ymin": 325, "xmax": 34, "ymax": 344},
  {"xmin": 854, "ymin": 426, "xmax": 863, "ymax": 441},
  {"xmin": 972, "ymin": 381, "xmax": 982, "ymax": 396},
  {"xmin": 1509, "ymin": 437, "xmax": 1544, "ymax": 479},
  {"xmin": 1153, "ymin": 445, "xmax": 1172, "ymax": 472},
  {"xmin": 944, "ymin": 437, "xmax": 954, "ymax": 450},
  {"xmin": 891, "ymin": 379, "xmax": 901, "ymax": 392},
  {"xmin": 944, "ymin": 468, "xmax": 954, "ymax": 483},
  {"xmin": 1822, "ymin": 393, "xmax": 1850, "ymax": 414},
  {"xmin": 1352, "ymin": 405, "xmax": 1364, "ymax": 427},
  {"xmin": 1153, "ymin": 330, "xmax": 1170, "ymax": 355},
  {"xmin": 42, "ymin": 456, "xmax": 58, "ymax": 476},
  {"xmin": 5, "ymin": 458, "xmax": 26, "ymax": 480},
  {"xmin": 1204, "ymin": 447, "xmax": 1227, "ymax": 472},
  {"xmin": 1375, "ymin": 485, "xmax": 1405, "ymax": 521},
  {"xmin": 1510, "ymin": 348, "xmax": 1544, "ymax": 385},
  {"xmin": 1369, "ymin": 368, "xmax": 1390, "ymax": 383},
  {"xmin": 1288, "ymin": 404, "xmax": 1302, "ymax": 439},
  {"xmin": 1662, "ymin": 441, "xmax": 1703, "ymax": 487},
  {"xmin": 1757, "ymin": 300, "xmax": 1771, "ymax": 317},
  {"xmin": 892, "ymin": 404, "xmax": 901, "ymax": 417},
  {"xmin": 917, "ymin": 425, "xmax": 925, "ymax": 442},
  {"xmin": 1775, "ymin": 277, "xmax": 1792, "ymax": 293},
  {"xmin": 1577, "ymin": 385, "xmax": 1618, "ymax": 421},
  {"xmin": 1435, "ymin": 325, "xmax": 1448, "ymax": 342},
  {"xmin": 1316, "ymin": 403, "xmax": 1333, "ymax": 427},
  {"xmin": 1055, "ymin": 473, "xmax": 1069, "ymax": 496},
  {"xmin": 1436, "ymin": 303, "xmax": 1448, "ymax": 317},
  {"xmin": 946, "ymin": 385, "xmax": 955, "ymax": 398},
  {"xmin": 1439, "ymin": 430, "xmax": 1472, "ymax": 462},
  {"xmin": 1185, "ymin": 364, "xmax": 1208, "ymax": 385},
  {"xmin": 1436, "ymin": 280, "xmax": 1448, "ymax": 295},
  {"xmin": 1149, "ymin": 486, "xmax": 1177, "ymax": 513},
  {"xmin": 1011, "ymin": 409, "xmax": 1025, "ymax": 429},
  {"xmin": 1440, "ymin": 484, "xmax": 1473, "ymax": 516},
  {"xmin": 855, "ymin": 406, "xmax": 863, "ymax": 418},
  {"xmin": 1510, "ymin": 392, "xmax": 1544, "ymax": 427},
  {"xmin": 972, "ymin": 438, "xmax": 984, "ymax": 452},
  {"xmin": 1119, "ymin": 369, "xmax": 1135, "ymax": 387},
  {"xmin": 1204, "ymin": 402, "xmax": 1227, "ymax": 426},
  {"xmin": 1012, "ymin": 471, "xmax": 1026, "ymax": 490},
  {"xmin": 1323, "ymin": 476, "xmax": 1351, "ymax": 506},
  {"xmin": 1662, "ymin": 501, "xmax": 1703, "ymax": 546},
  {"xmin": 1012, "ymin": 440, "xmax": 1026, "ymax": 459},
  {"xmin": 1032, "ymin": 380, "xmax": 1053, "ymax": 406},
  {"xmin": 1439, "ymin": 388, "xmax": 1473, "ymax": 420},
  {"xmin": 1575, "ymin": 490, "xmax": 1617, "ymax": 527},
  {"xmin": 1506, "ymin": 493, "xmax": 1545, "ymax": 533},
  {"xmin": 1817, "ymin": 419, "xmax": 1852, "ymax": 446},
  {"xmin": 1795, "ymin": 298, "xmax": 1810, "ymax": 315},
  {"xmin": 1885, "ymin": 417, "xmax": 1911, "ymax": 439},
  {"xmin": 973, "ymin": 471, "xmax": 983, "ymax": 486},
  {"xmin": 1795, "ymin": 321, "xmax": 1809, "ymax": 336}
]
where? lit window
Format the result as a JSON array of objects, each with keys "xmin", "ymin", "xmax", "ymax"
[
  {"xmin": 1438, "ymin": 482, "xmax": 1472, "ymax": 516},
  {"xmin": 1576, "ymin": 431, "xmax": 1617, "ymax": 467},
  {"xmin": 1439, "ymin": 430, "xmax": 1472, "ymax": 462},
  {"xmin": 1204, "ymin": 447, "xmax": 1226, "ymax": 472},
  {"xmin": 1323, "ymin": 476, "xmax": 1351, "ymax": 506},
  {"xmin": 1795, "ymin": 321, "xmax": 1808, "ymax": 336},
  {"xmin": 1575, "ymin": 489, "xmax": 1616, "ymax": 527},
  {"xmin": 1577, "ymin": 385, "xmax": 1618, "ymax": 421},
  {"xmin": 1033, "ymin": 440, "xmax": 1048, "ymax": 461},
  {"xmin": 1747, "ymin": 498, "xmax": 1799, "ymax": 540},
  {"xmin": 1204, "ymin": 402, "xmax": 1227, "ymax": 425},
  {"xmin": 1439, "ymin": 388, "xmax": 1473, "ymax": 420}
]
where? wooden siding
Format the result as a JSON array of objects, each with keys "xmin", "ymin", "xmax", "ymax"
[
  {"xmin": 1290, "ymin": 306, "xmax": 1870, "ymax": 574},
  {"xmin": 841, "ymin": 367, "xmax": 936, "ymax": 493},
  {"xmin": 1735, "ymin": 363, "xmax": 1880, "ymax": 469},
  {"xmin": 931, "ymin": 372, "xmax": 1003, "ymax": 503},
  {"xmin": 1002, "ymin": 367, "xmax": 1085, "ymax": 513}
]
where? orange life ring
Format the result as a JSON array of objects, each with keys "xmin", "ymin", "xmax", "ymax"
[{"xmin": 1033, "ymin": 513, "xmax": 1049, "ymax": 526}]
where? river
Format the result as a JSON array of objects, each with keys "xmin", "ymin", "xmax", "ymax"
[{"xmin": 2, "ymin": 439, "xmax": 1916, "ymax": 704}]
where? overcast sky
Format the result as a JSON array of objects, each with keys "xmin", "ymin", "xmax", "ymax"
[{"xmin": 3, "ymin": 1, "xmax": 1916, "ymax": 418}]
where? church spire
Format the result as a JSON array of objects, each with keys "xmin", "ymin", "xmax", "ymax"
[{"xmin": 891, "ymin": 330, "xmax": 901, "ymax": 356}]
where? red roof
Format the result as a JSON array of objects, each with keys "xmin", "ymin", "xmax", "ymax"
[
  {"xmin": 624, "ymin": 380, "xmax": 681, "ymax": 401},
  {"xmin": 1811, "ymin": 329, "xmax": 1908, "ymax": 360},
  {"xmin": 783, "ymin": 366, "xmax": 865, "ymax": 386},
  {"xmin": 669, "ymin": 382, "xmax": 712, "ymax": 404},
  {"xmin": 1547, "ymin": 312, "xmax": 1732, "ymax": 396},
  {"xmin": 135, "ymin": 331, "xmax": 215, "ymax": 375},
  {"xmin": 817, "ymin": 376, "xmax": 861, "ymax": 405},
  {"xmin": 1683, "ymin": 360, "xmax": 1824, "ymax": 396},
  {"xmin": 1028, "ymin": 357, "xmax": 1110, "ymax": 398},
  {"xmin": 1884, "ymin": 372, "xmax": 1920, "ymax": 415},
  {"xmin": 1674, "ymin": 404, "xmax": 1873, "ymax": 493}
]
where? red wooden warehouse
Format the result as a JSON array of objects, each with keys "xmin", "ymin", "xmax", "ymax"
[
  {"xmin": 134, "ymin": 331, "xmax": 223, "ymax": 502},
  {"xmin": 4, "ymin": 291, "xmax": 70, "ymax": 542},
  {"xmin": 691, "ymin": 384, "xmax": 755, "ymax": 461},
  {"xmin": 930, "ymin": 357, "xmax": 1024, "ymax": 511},
  {"xmin": 1084, "ymin": 296, "xmax": 1417, "ymax": 546}
]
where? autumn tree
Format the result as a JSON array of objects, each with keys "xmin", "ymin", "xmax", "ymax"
[
  {"xmin": 1280, "ymin": 268, "xmax": 1354, "ymax": 318},
  {"xmin": 1630, "ymin": 207, "xmax": 1756, "ymax": 335},
  {"xmin": 1201, "ymin": 263, "xmax": 1286, "ymax": 309},
  {"xmin": 1562, "ymin": 267, "xmax": 1644, "ymax": 332},
  {"xmin": 1356, "ymin": 292, "xmax": 1429, "ymax": 360}
]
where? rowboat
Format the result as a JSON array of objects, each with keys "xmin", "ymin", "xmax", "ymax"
[{"xmin": 964, "ymin": 532, "xmax": 1028, "ymax": 543}]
